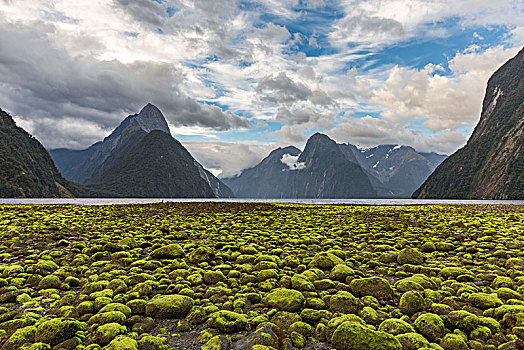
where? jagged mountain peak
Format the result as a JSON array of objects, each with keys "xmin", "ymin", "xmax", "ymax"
[
  {"xmin": 307, "ymin": 132, "xmax": 334, "ymax": 144},
  {"xmin": 50, "ymin": 105, "xmax": 233, "ymax": 198},
  {"xmin": 133, "ymin": 103, "xmax": 170, "ymax": 134}
]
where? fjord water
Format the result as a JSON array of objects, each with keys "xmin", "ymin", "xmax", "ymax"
[{"xmin": 1, "ymin": 198, "xmax": 523, "ymax": 206}]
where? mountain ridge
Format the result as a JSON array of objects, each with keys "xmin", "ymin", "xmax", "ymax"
[
  {"xmin": 0, "ymin": 109, "xmax": 77, "ymax": 197},
  {"xmin": 51, "ymin": 103, "xmax": 171, "ymax": 184},
  {"xmin": 414, "ymin": 47, "xmax": 524, "ymax": 199},
  {"xmin": 224, "ymin": 133, "xmax": 446, "ymax": 198},
  {"xmin": 51, "ymin": 104, "xmax": 233, "ymax": 198}
]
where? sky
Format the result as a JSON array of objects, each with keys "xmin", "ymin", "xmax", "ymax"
[{"xmin": 0, "ymin": 0, "xmax": 523, "ymax": 177}]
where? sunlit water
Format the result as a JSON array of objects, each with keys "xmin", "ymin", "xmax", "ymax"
[{"xmin": 0, "ymin": 198, "xmax": 523, "ymax": 206}]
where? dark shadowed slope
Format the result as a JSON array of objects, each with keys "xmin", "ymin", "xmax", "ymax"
[
  {"xmin": 414, "ymin": 47, "xmax": 524, "ymax": 199},
  {"xmin": 0, "ymin": 109, "xmax": 77, "ymax": 197},
  {"xmin": 51, "ymin": 104, "xmax": 233, "ymax": 198},
  {"xmin": 85, "ymin": 130, "xmax": 217, "ymax": 198}
]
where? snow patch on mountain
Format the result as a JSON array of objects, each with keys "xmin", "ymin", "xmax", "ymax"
[{"xmin": 281, "ymin": 153, "xmax": 306, "ymax": 170}]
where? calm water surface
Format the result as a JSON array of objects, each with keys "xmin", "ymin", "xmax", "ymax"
[{"xmin": 0, "ymin": 198, "xmax": 523, "ymax": 206}]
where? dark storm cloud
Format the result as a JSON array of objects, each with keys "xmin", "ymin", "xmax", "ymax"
[{"xmin": 0, "ymin": 20, "xmax": 250, "ymax": 149}]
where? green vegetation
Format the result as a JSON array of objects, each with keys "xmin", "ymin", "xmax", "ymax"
[
  {"xmin": 85, "ymin": 130, "xmax": 217, "ymax": 198},
  {"xmin": 0, "ymin": 109, "xmax": 76, "ymax": 197},
  {"xmin": 414, "ymin": 47, "xmax": 524, "ymax": 199},
  {"xmin": 0, "ymin": 202, "xmax": 523, "ymax": 349}
]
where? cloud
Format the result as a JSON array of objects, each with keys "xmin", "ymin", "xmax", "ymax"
[
  {"xmin": 332, "ymin": 14, "xmax": 405, "ymax": 44},
  {"xmin": 280, "ymin": 153, "xmax": 306, "ymax": 170},
  {"xmin": 276, "ymin": 107, "xmax": 323, "ymax": 125},
  {"xmin": 270, "ymin": 107, "xmax": 334, "ymax": 144},
  {"xmin": 325, "ymin": 115, "xmax": 467, "ymax": 155},
  {"xmin": 0, "ymin": 18, "xmax": 249, "ymax": 149},
  {"xmin": 113, "ymin": 0, "xmax": 167, "ymax": 27},
  {"xmin": 508, "ymin": 26, "xmax": 524, "ymax": 45},
  {"xmin": 330, "ymin": 0, "xmax": 524, "ymax": 49},
  {"xmin": 256, "ymin": 72, "xmax": 334, "ymax": 106},
  {"xmin": 181, "ymin": 140, "xmax": 278, "ymax": 178},
  {"xmin": 367, "ymin": 45, "xmax": 521, "ymax": 131}
]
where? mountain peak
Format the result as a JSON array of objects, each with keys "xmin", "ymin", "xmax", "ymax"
[
  {"xmin": 305, "ymin": 133, "xmax": 336, "ymax": 147},
  {"xmin": 309, "ymin": 132, "xmax": 331, "ymax": 140},
  {"xmin": 134, "ymin": 103, "xmax": 170, "ymax": 134}
]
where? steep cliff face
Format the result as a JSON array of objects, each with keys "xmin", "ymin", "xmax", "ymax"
[
  {"xmin": 414, "ymin": 47, "xmax": 524, "ymax": 199},
  {"xmin": 50, "ymin": 104, "xmax": 233, "ymax": 198},
  {"xmin": 51, "ymin": 103, "xmax": 170, "ymax": 184},
  {"xmin": 0, "ymin": 109, "xmax": 76, "ymax": 197},
  {"xmin": 85, "ymin": 130, "xmax": 217, "ymax": 198}
]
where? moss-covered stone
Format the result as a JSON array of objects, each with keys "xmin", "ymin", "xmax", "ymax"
[
  {"xmin": 203, "ymin": 270, "xmax": 226, "ymax": 285},
  {"xmin": 21, "ymin": 343, "xmax": 51, "ymax": 350},
  {"xmin": 470, "ymin": 325, "xmax": 492, "ymax": 342},
  {"xmin": 2, "ymin": 195, "xmax": 524, "ymax": 350},
  {"xmin": 209, "ymin": 310, "xmax": 248, "ymax": 333},
  {"xmin": 331, "ymin": 321, "xmax": 402, "ymax": 350},
  {"xmin": 126, "ymin": 300, "xmax": 147, "ymax": 315},
  {"xmin": 95, "ymin": 322, "xmax": 127, "ymax": 345},
  {"xmin": 270, "ymin": 311, "xmax": 302, "ymax": 331},
  {"xmin": 448, "ymin": 310, "xmax": 479, "ymax": 331},
  {"xmin": 395, "ymin": 332, "xmax": 430, "ymax": 350},
  {"xmin": 395, "ymin": 280, "xmax": 424, "ymax": 293},
  {"xmin": 137, "ymin": 335, "xmax": 167, "ymax": 350},
  {"xmin": 291, "ymin": 331, "xmax": 305, "ymax": 348},
  {"xmin": 201, "ymin": 335, "xmax": 230, "ymax": 350},
  {"xmin": 399, "ymin": 291, "xmax": 424, "ymax": 316},
  {"xmin": 99, "ymin": 303, "xmax": 132, "ymax": 318},
  {"xmin": 330, "ymin": 291, "xmax": 358, "ymax": 314},
  {"xmin": 106, "ymin": 336, "xmax": 138, "ymax": 350},
  {"xmin": 397, "ymin": 248, "xmax": 424, "ymax": 265},
  {"xmin": 330, "ymin": 264, "xmax": 355, "ymax": 282},
  {"xmin": 378, "ymin": 318, "xmax": 415, "ymax": 336},
  {"xmin": 440, "ymin": 267, "xmax": 469, "ymax": 280},
  {"xmin": 1, "ymin": 325, "xmax": 36, "ymax": 350},
  {"xmin": 289, "ymin": 321, "xmax": 313, "ymax": 337},
  {"xmin": 145, "ymin": 295, "xmax": 193, "ymax": 319},
  {"xmin": 290, "ymin": 274, "xmax": 314, "ymax": 291},
  {"xmin": 492, "ymin": 276, "xmax": 513, "ymax": 289},
  {"xmin": 234, "ymin": 327, "xmax": 279, "ymax": 350},
  {"xmin": 37, "ymin": 275, "xmax": 60, "ymax": 290},
  {"xmin": 497, "ymin": 287, "xmax": 523, "ymax": 301},
  {"xmin": 265, "ymin": 288, "xmax": 305, "ymax": 312},
  {"xmin": 350, "ymin": 277, "xmax": 394, "ymax": 300},
  {"xmin": 34, "ymin": 318, "xmax": 85, "ymax": 347},
  {"xmin": 439, "ymin": 333, "xmax": 468, "ymax": 350},
  {"xmin": 414, "ymin": 313, "xmax": 446, "ymax": 342},
  {"xmin": 308, "ymin": 252, "xmax": 344, "ymax": 270},
  {"xmin": 88, "ymin": 311, "xmax": 127, "ymax": 326},
  {"xmin": 468, "ymin": 292, "xmax": 503, "ymax": 309},
  {"xmin": 149, "ymin": 244, "xmax": 184, "ymax": 259}
]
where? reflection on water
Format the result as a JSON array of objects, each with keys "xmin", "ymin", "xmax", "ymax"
[{"xmin": 0, "ymin": 198, "xmax": 523, "ymax": 206}]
